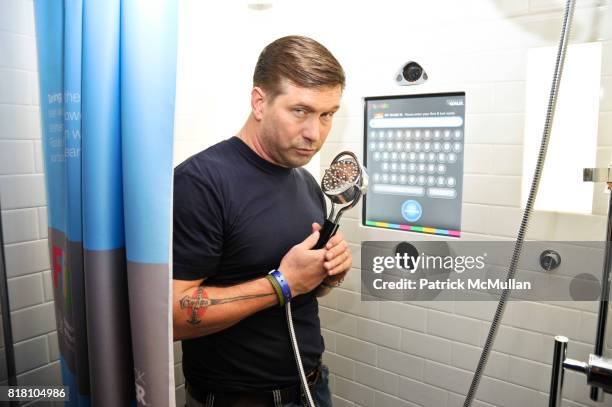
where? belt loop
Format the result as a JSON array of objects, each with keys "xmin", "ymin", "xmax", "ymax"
[
  {"xmin": 205, "ymin": 393, "xmax": 213, "ymax": 407},
  {"xmin": 272, "ymin": 389, "xmax": 282, "ymax": 407}
]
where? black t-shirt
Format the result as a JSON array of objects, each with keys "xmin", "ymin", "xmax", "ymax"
[{"xmin": 173, "ymin": 136, "xmax": 327, "ymax": 391}]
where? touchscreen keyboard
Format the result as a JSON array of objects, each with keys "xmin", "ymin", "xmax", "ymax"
[{"xmin": 369, "ymin": 128, "xmax": 462, "ymax": 200}]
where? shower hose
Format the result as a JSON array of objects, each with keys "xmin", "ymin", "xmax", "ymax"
[
  {"xmin": 463, "ymin": 0, "xmax": 576, "ymax": 405},
  {"xmin": 287, "ymin": 302, "xmax": 317, "ymax": 407}
]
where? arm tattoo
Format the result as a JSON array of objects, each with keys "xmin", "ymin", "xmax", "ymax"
[{"xmin": 179, "ymin": 286, "xmax": 274, "ymax": 325}]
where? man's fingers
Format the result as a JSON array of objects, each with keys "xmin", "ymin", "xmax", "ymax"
[
  {"xmin": 327, "ymin": 250, "xmax": 352, "ymax": 275},
  {"xmin": 325, "ymin": 240, "xmax": 348, "ymax": 261},
  {"xmin": 324, "ymin": 249, "xmax": 350, "ymax": 271},
  {"xmin": 329, "ymin": 259, "xmax": 351, "ymax": 276},
  {"xmin": 324, "ymin": 254, "xmax": 344, "ymax": 271},
  {"xmin": 301, "ymin": 230, "xmax": 321, "ymax": 249},
  {"xmin": 312, "ymin": 222, "xmax": 321, "ymax": 233},
  {"xmin": 325, "ymin": 231, "xmax": 345, "ymax": 249},
  {"xmin": 328, "ymin": 259, "xmax": 351, "ymax": 277}
]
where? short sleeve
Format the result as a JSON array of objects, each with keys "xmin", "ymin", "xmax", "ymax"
[{"xmin": 173, "ymin": 169, "xmax": 224, "ymax": 280}]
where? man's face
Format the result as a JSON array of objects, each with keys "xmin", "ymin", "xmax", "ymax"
[{"xmin": 257, "ymin": 80, "xmax": 342, "ymax": 168}]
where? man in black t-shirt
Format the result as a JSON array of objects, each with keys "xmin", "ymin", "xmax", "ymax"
[{"xmin": 173, "ymin": 36, "xmax": 351, "ymax": 407}]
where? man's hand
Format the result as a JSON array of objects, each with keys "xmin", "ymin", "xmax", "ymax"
[
  {"xmin": 279, "ymin": 230, "xmax": 327, "ymax": 297},
  {"xmin": 312, "ymin": 223, "xmax": 352, "ymax": 287}
]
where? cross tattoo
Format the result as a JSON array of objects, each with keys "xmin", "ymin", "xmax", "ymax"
[
  {"xmin": 180, "ymin": 287, "xmax": 210, "ymax": 324},
  {"xmin": 179, "ymin": 287, "xmax": 275, "ymax": 325}
]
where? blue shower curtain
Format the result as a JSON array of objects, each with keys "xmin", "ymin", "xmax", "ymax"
[{"xmin": 33, "ymin": 0, "xmax": 178, "ymax": 405}]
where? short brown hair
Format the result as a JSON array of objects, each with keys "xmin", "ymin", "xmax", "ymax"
[{"xmin": 253, "ymin": 35, "xmax": 345, "ymax": 101}]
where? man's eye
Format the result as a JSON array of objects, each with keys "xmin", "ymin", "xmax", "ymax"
[{"xmin": 294, "ymin": 109, "xmax": 306, "ymax": 117}]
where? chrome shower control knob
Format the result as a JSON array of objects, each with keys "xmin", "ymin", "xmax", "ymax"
[{"xmin": 540, "ymin": 249, "xmax": 561, "ymax": 271}]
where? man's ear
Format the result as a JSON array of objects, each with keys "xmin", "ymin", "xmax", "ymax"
[{"xmin": 251, "ymin": 87, "xmax": 266, "ymax": 121}]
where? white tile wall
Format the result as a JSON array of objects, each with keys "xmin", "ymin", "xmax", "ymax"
[
  {"xmin": 465, "ymin": 114, "xmax": 524, "ymax": 145},
  {"xmin": 336, "ymin": 332, "xmax": 378, "ymax": 366},
  {"xmin": 0, "ymin": 105, "xmax": 41, "ymax": 140},
  {"xmin": 0, "ymin": 69, "xmax": 31, "ymax": 105},
  {"xmin": 402, "ymin": 329, "xmax": 453, "ymax": 365},
  {"xmin": 355, "ymin": 361, "xmax": 399, "ymax": 396},
  {"xmin": 14, "ymin": 335, "xmax": 48, "ymax": 374},
  {"xmin": 0, "ymin": 174, "xmax": 46, "ymax": 210},
  {"xmin": 451, "ymin": 342, "xmax": 509, "ymax": 381},
  {"xmin": 1, "ymin": 0, "xmax": 60, "ymax": 390},
  {"xmin": 335, "ymin": 375, "xmax": 376, "ymax": 406},
  {"xmin": 398, "ymin": 376, "xmax": 448, "ymax": 407},
  {"xmin": 0, "ymin": 31, "xmax": 36, "ymax": 71},
  {"xmin": 4, "ymin": 240, "xmax": 50, "ymax": 278},
  {"xmin": 320, "ymin": 306, "xmax": 358, "ymax": 337},
  {"xmin": 0, "ymin": 141, "xmax": 35, "ymax": 175},
  {"xmin": 11, "ymin": 302, "xmax": 56, "ymax": 343},
  {"xmin": 7, "ymin": 272, "xmax": 43, "ymax": 310},
  {"xmin": 357, "ymin": 318, "xmax": 402, "ymax": 350},
  {"xmin": 1, "ymin": 208, "xmax": 38, "ymax": 244},
  {"xmin": 168, "ymin": 0, "xmax": 612, "ymax": 406},
  {"xmin": 377, "ymin": 347, "xmax": 423, "ymax": 381}
]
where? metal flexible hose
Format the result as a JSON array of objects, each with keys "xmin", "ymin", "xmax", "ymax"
[
  {"xmin": 287, "ymin": 302, "xmax": 316, "ymax": 407},
  {"xmin": 463, "ymin": 0, "xmax": 576, "ymax": 405}
]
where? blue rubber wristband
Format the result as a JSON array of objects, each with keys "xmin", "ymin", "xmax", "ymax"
[{"xmin": 269, "ymin": 269, "xmax": 292, "ymax": 303}]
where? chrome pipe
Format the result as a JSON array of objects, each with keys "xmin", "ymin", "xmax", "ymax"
[
  {"xmin": 563, "ymin": 358, "xmax": 588, "ymax": 374},
  {"xmin": 587, "ymin": 354, "xmax": 612, "ymax": 394},
  {"xmin": 592, "ymin": 188, "xmax": 612, "ymax": 401},
  {"xmin": 549, "ymin": 336, "xmax": 568, "ymax": 407},
  {"xmin": 548, "ymin": 335, "xmax": 612, "ymax": 405}
]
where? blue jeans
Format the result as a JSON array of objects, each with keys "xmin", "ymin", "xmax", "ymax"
[{"xmin": 283, "ymin": 364, "xmax": 332, "ymax": 407}]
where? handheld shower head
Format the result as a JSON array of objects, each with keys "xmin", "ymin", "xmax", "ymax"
[
  {"xmin": 314, "ymin": 151, "xmax": 368, "ymax": 249},
  {"xmin": 291, "ymin": 151, "xmax": 367, "ymax": 407},
  {"xmin": 322, "ymin": 152, "xmax": 368, "ymax": 203}
]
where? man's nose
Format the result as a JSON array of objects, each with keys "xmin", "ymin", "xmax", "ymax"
[{"xmin": 303, "ymin": 118, "xmax": 321, "ymax": 143}]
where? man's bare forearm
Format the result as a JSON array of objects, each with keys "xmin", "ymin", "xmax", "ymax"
[{"xmin": 173, "ymin": 277, "xmax": 278, "ymax": 340}]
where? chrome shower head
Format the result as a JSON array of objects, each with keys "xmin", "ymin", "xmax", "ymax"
[
  {"xmin": 321, "ymin": 151, "xmax": 368, "ymax": 208},
  {"xmin": 313, "ymin": 151, "xmax": 367, "ymax": 250}
]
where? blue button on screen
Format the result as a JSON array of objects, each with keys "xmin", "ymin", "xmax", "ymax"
[{"xmin": 401, "ymin": 200, "xmax": 423, "ymax": 223}]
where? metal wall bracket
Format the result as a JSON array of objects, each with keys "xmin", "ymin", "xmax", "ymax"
[{"xmin": 549, "ymin": 336, "xmax": 612, "ymax": 406}]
